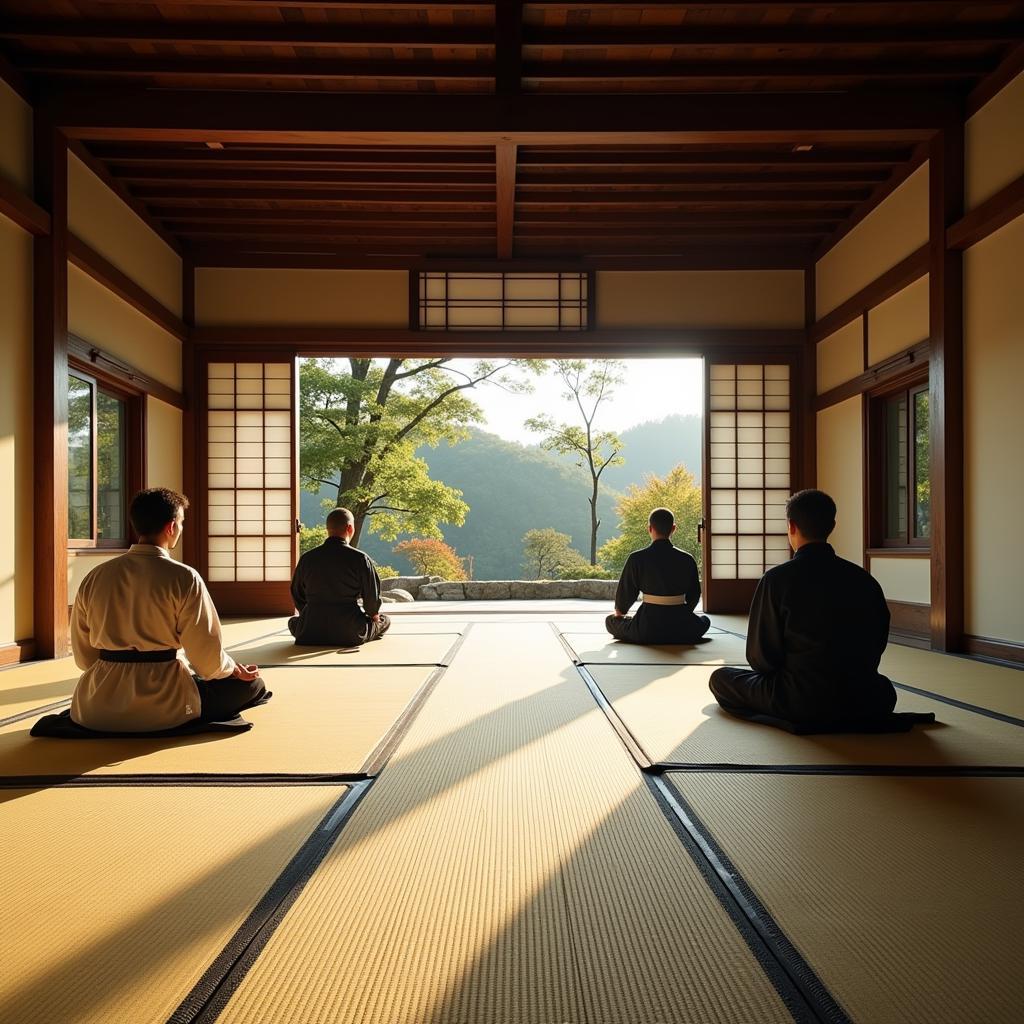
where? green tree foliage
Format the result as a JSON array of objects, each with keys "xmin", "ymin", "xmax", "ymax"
[
  {"xmin": 598, "ymin": 465, "xmax": 702, "ymax": 573},
  {"xmin": 393, "ymin": 538, "xmax": 468, "ymax": 581},
  {"xmin": 526, "ymin": 360, "xmax": 625, "ymax": 564},
  {"xmin": 521, "ymin": 528, "xmax": 591, "ymax": 580},
  {"xmin": 300, "ymin": 357, "xmax": 538, "ymax": 545}
]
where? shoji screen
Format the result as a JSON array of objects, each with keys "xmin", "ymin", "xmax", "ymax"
[
  {"xmin": 704, "ymin": 363, "xmax": 792, "ymax": 611},
  {"xmin": 203, "ymin": 360, "xmax": 296, "ymax": 612}
]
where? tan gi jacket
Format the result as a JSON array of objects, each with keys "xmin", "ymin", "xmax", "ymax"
[{"xmin": 70, "ymin": 544, "xmax": 237, "ymax": 732}]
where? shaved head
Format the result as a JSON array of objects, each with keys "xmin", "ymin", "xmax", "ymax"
[{"xmin": 325, "ymin": 508, "xmax": 355, "ymax": 536}]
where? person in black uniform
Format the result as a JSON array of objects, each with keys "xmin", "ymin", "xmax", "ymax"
[
  {"xmin": 606, "ymin": 507, "xmax": 711, "ymax": 644},
  {"xmin": 289, "ymin": 507, "xmax": 391, "ymax": 647},
  {"xmin": 709, "ymin": 489, "xmax": 898, "ymax": 731}
]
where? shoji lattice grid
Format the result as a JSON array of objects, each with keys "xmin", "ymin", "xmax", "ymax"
[
  {"xmin": 206, "ymin": 362, "xmax": 293, "ymax": 583},
  {"xmin": 708, "ymin": 364, "xmax": 791, "ymax": 580},
  {"xmin": 419, "ymin": 272, "xmax": 588, "ymax": 330}
]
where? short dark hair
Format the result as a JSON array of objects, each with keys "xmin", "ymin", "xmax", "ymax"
[
  {"xmin": 325, "ymin": 507, "xmax": 355, "ymax": 533},
  {"xmin": 649, "ymin": 507, "xmax": 674, "ymax": 536},
  {"xmin": 785, "ymin": 489, "xmax": 836, "ymax": 541},
  {"xmin": 129, "ymin": 488, "xmax": 189, "ymax": 537}
]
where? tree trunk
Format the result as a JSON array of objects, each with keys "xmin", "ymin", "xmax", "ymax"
[{"xmin": 589, "ymin": 481, "xmax": 600, "ymax": 565}]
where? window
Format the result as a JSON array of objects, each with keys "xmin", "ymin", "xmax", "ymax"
[
  {"xmin": 871, "ymin": 380, "xmax": 930, "ymax": 548},
  {"xmin": 418, "ymin": 271, "xmax": 590, "ymax": 330},
  {"xmin": 67, "ymin": 371, "xmax": 137, "ymax": 547}
]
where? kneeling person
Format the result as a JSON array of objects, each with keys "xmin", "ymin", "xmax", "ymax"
[
  {"xmin": 289, "ymin": 507, "xmax": 391, "ymax": 647},
  {"xmin": 709, "ymin": 489, "xmax": 897, "ymax": 730},
  {"xmin": 606, "ymin": 507, "xmax": 711, "ymax": 644},
  {"xmin": 71, "ymin": 488, "xmax": 265, "ymax": 733}
]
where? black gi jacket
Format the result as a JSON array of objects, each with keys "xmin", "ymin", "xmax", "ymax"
[
  {"xmin": 290, "ymin": 537, "xmax": 382, "ymax": 646},
  {"xmin": 613, "ymin": 539, "xmax": 705, "ymax": 643},
  {"xmin": 744, "ymin": 542, "xmax": 896, "ymax": 721}
]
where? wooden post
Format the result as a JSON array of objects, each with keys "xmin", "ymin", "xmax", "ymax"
[
  {"xmin": 33, "ymin": 122, "xmax": 70, "ymax": 658},
  {"xmin": 801, "ymin": 263, "xmax": 817, "ymax": 489},
  {"xmin": 181, "ymin": 256, "xmax": 199, "ymax": 568},
  {"xmin": 928, "ymin": 124, "xmax": 965, "ymax": 652}
]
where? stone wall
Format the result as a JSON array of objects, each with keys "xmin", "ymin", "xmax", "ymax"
[
  {"xmin": 380, "ymin": 575, "xmax": 443, "ymax": 599},
  {"xmin": 418, "ymin": 579, "xmax": 617, "ymax": 601}
]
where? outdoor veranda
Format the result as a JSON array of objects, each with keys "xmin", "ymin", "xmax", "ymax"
[{"xmin": 1, "ymin": 599, "xmax": 1022, "ymax": 1024}]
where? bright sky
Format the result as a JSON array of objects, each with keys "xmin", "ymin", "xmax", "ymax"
[{"xmin": 449, "ymin": 357, "xmax": 704, "ymax": 445}]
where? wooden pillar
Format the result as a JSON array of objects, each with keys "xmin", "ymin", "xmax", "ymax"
[
  {"xmin": 32, "ymin": 123, "xmax": 70, "ymax": 658},
  {"xmin": 181, "ymin": 256, "xmax": 198, "ymax": 569},
  {"xmin": 801, "ymin": 263, "xmax": 817, "ymax": 490},
  {"xmin": 928, "ymin": 124, "xmax": 965, "ymax": 652}
]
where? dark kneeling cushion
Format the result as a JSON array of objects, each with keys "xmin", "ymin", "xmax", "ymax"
[
  {"xmin": 30, "ymin": 698, "xmax": 271, "ymax": 740},
  {"xmin": 721, "ymin": 708, "xmax": 936, "ymax": 735}
]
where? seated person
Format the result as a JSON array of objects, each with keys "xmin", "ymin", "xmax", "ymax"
[
  {"xmin": 606, "ymin": 507, "xmax": 711, "ymax": 644},
  {"xmin": 709, "ymin": 489, "xmax": 897, "ymax": 730},
  {"xmin": 70, "ymin": 488, "xmax": 266, "ymax": 733},
  {"xmin": 289, "ymin": 507, "xmax": 391, "ymax": 647}
]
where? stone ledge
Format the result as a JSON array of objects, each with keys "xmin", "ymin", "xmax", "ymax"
[
  {"xmin": 380, "ymin": 575, "xmax": 443, "ymax": 599},
  {"xmin": 418, "ymin": 579, "xmax": 617, "ymax": 601}
]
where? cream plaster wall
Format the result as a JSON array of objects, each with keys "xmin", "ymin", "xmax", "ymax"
[
  {"xmin": 816, "ymin": 318, "xmax": 863, "ymax": 394},
  {"xmin": 147, "ymin": 398, "xmax": 183, "ymax": 494},
  {"xmin": 816, "ymin": 164, "xmax": 929, "ymax": 319},
  {"xmin": 867, "ymin": 276, "xmax": 930, "ymax": 366},
  {"xmin": 966, "ymin": 69, "xmax": 1024, "ymax": 210},
  {"xmin": 67, "ymin": 154, "xmax": 182, "ymax": 315},
  {"xmin": 816, "ymin": 396, "xmax": 863, "ymax": 565},
  {"xmin": 0, "ymin": 80, "xmax": 31, "ymax": 194},
  {"xmin": 0, "ymin": 216, "xmax": 34, "ymax": 646},
  {"xmin": 68, "ymin": 266, "xmax": 182, "ymax": 391},
  {"xmin": 195, "ymin": 268, "xmax": 409, "ymax": 326},
  {"xmin": 964, "ymin": 215, "xmax": 1024, "ymax": 644},
  {"xmin": 869, "ymin": 556, "xmax": 931, "ymax": 605},
  {"xmin": 597, "ymin": 270, "xmax": 804, "ymax": 328}
]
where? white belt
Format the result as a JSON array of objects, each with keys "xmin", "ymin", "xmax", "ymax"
[{"xmin": 641, "ymin": 593, "xmax": 687, "ymax": 606}]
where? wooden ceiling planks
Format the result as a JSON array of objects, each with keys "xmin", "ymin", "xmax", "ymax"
[{"xmin": 1, "ymin": 1, "xmax": 1021, "ymax": 262}]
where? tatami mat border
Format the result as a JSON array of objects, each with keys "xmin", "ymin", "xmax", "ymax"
[
  {"xmin": 0, "ymin": 772, "xmax": 366, "ymax": 789},
  {"xmin": 649, "ymin": 774, "xmax": 852, "ymax": 1024},
  {"xmin": 167, "ymin": 781, "xmax": 371, "ymax": 1024},
  {"xmin": 0, "ymin": 698, "xmax": 72, "ymax": 729},
  {"xmin": 652, "ymin": 763, "xmax": 1024, "ymax": 777},
  {"xmin": 891, "ymin": 681, "xmax": 1024, "ymax": 728}
]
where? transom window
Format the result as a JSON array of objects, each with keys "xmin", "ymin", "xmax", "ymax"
[
  {"xmin": 418, "ymin": 271, "xmax": 590, "ymax": 331},
  {"xmin": 67, "ymin": 371, "xmax": 132, "ymax": 547}
]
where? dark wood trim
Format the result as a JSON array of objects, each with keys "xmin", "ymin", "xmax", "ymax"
[
  {"xmin": 810, "ymin": 245, "xmax": 929, "ymax": 344},
  {"xmin": 190, "ymin": 326, "xmax": 805, "ymax": 358},
  {"xmin": 207, "ymin": 582, "xmax": 294, "ymax": 618},
  {"xmin": 947, "ymin": 172, "xmax": 1024, "ymax": 250},
  {"xmin": 0, "ymin": 640, "xmax": 36, "ymax": 667},
  {"xmin": 182, "ymin": 256, "xmax": 195, "ymax": 330},
  {"xmin": 867, "ymin": 547, "xmax": 931, "ymax": 558},
  {"xmin": 66, "ymin": 139, "xmax": 183, "ymax": 255},
  {"xmin": 495, "ymin": 141, "xmax": 516, "ymax": 260},
  {"xmin": 68, "ymin": 334, "xmax": 185, "ymax": 410},
  {"xmin": 68, "ymin": 234, "xmax": 188, "ymax": 342},
  {"xmin": 963, "ymin": 635, "xmax": 1024, "ymax": 668},
  {"xmin": 495, "ymin": 2, "xmax": 522, "ymax": 96},
  {"xmin": 0, "ymin": 177, "xmax": 50, "ymax": 236},
  {"xmin": 815, "ymin": 340, "xmax": 929, "ymax": 411},
  {"xmin": 181, "ymin": 327, "xmax": 198, "ymax": 568},
  {"xmin": 967, "ymin": 42, "xmax": 1024, "ymax": 117},
  {"xmin": 861, "ymin": 312, "xmax": 869, "ymax": 372},
  {"xmin": 928, "ymin": 127, "xmax": 965, "ymax": 652},
  {"xmin": 407, "ymin": 270, "xmax": 419, "ymax": 330},
  {"xmin": 812, "ymin": 143, "xmax": 929, "ymax": 263},
  {"xmin": 887, "ymin": 600, "xmax": 930, "ymax": 638},
  {"xmin": 800, "ymin": 265, "xmax": 816, "ymax": 488},
  {"xmin": 33, "ymin": 123, "xmax": 70, "ymax": 659}
]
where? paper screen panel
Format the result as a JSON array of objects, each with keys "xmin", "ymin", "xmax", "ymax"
[
  {"xmin": 708, "ymin": 365, "xmax": 791, "ymax": 580},
  {"xmin": 206, "ymin": 362, "xmax": 294, "ymax": 583}
]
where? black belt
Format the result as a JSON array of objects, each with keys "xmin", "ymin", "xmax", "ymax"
[{"xmin": 98, "ymin": 648, "xmax": 178, "ymax": 663}]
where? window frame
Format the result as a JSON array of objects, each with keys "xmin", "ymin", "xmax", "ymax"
[
  {"xmin": 867, "ymin": 371, "xmax": 931, "ymax": 551},
  {"xmin": 66, "ymin": 363, "xmax": 145, "ymax": 551}
]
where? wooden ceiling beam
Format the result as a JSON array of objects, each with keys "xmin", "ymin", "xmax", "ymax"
[
  {"xmin": 132, "ymin": 188, "xmax": 496, "ymax": 205},
  {"xmin": 516, "ymin": 149, "xmax": 914, "ymax": 167},
  {"xmin": 496, "ymin": 142, "xmax": 517, "ymax": 260},
  {"xmin": 41, "ymin": 88, "xmax": 951, "ymax": 143},
  {"xmin": 117, "ymin": 169, "xmax": 497, "ymax": 187},
  {"xmin": 91, "ymin": 146, "xmax": 499, "ymax": 167}
]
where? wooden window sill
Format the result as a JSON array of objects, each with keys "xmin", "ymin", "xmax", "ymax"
[{"xmin": 866, "ymin": 547, "xmax": 931, "ymax": 557}]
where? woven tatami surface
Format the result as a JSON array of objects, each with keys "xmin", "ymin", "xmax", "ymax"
[
  {"xmin": 0, "ymin": 785, "xmax": 344, "ymax": 1024},
  {"xmin": 563, "ymin": 632, "xmax": 749, "ymax": 666},
  {"xmin": 591, "ymin": 663, "xmax": 1024, "ymax": 766},
  {"xmin": 215, "ymin": 623, "xmax": 794, "ymax": 1024},
  {"xmin": 226, "ymin": 632, "xmax": 460, "ymax": 667},
  {"xmin": 0, "ymin": 666, "xmax": 432, "ymax": 777},
  {"xmin": 669, "ymin": 772, "xmax": 1024, "ymax": 1024}
]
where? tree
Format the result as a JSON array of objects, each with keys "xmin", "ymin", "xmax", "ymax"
[
  {"xmin": 521, "ymin": 528, "xmax": 590, "ymax": 580},
  {"xmin": 300, "ymin": 357, "xmax": 539, "ymax": 545},
  {"xmin": 598, "ymin": 465, "xmax": 703, "ymax": 574},
  {"xmin": 393, "ymin": 538, "xmax": 468, "ymax": 580},
  {"xmin": 525, "ymin": 360, "xmax": 625, "ymax": 564}
]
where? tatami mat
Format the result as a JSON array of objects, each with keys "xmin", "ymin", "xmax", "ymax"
[
  {"xmin": 591, "ymin": 664, "xmax": 1024, "ymax": 767},
  {"xmin": 214, "ymin": 624, "xmax": 795, "ymax": 1024},
  {"xmin": 226, "ymin": 632, "xmax": 460, "ymax": 667},
  {"xmin": 669, "ymin": 772, "xmax": 1024, "ymax": 1024},
  {"xmin": 219, "ymin": 616, "xmax": 291, "ymax": 647},
  {"xmin": 0, "ymin": 784, "xmax": 343, "ymax": 1024},
  {"xmin": 0, "ymin": 657, "xmax": 78, "ymax": 722},
  {"xmin": 371, "ymin": 617, "xmax": 468, "ymax": 634},
  {"xmin": 0, "ymin": 666, "xmax": 433, "ymax": 778},
  {"xmin": 564, "ymin": 631, "xmax": 748, "ymax": 666}
]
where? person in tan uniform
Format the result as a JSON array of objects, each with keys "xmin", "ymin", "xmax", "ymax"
[{"xmin": 70, "ymin": 488, "xmax": 267, "ymax": 733}]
